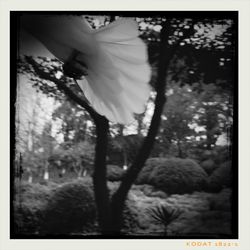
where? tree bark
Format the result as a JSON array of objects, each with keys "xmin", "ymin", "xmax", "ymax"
[{"xmin": 93, "ymin": 117, "xmax": 112, "ymax": 234}]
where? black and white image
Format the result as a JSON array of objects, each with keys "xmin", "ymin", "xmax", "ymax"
[{"xmin": 11, "ymin": 12, "xmax": 238, "ymax": 238}]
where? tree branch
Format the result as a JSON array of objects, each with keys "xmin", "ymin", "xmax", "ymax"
[{"xmin": 24, "ymin": 56, "xmax": 102, "ymax": 123}]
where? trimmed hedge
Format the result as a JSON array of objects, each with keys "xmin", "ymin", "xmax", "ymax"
[
  {"xmin": 14, "ymin": 182, "xmax": 54, "ymax": 235},
  {"xmin": 41, "ymin": 180, "xmax": 96, "ymax": 235},
  {"xmin": 136, "ymin": 158, "xmax": 208, "ymax": 194},
  {"xmin": 14, "ymin": 201, "xmax": 44, "ymax": 235},
  {"xmin": 207, "ymin": 161, "xmax": 232, "ymax": 192},
  {"xmin": 200, "ymin": 159, "xmax": 217, "ymax": 175},
  {"xmin": 107, "ymin": 165, "xmax": 125, "ymax": 182}
]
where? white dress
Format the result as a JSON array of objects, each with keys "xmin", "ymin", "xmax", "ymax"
[{"xmin": 20, "ymin": 15, "xmax": 151, "ymax": 124}]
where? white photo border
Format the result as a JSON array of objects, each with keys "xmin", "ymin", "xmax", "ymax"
[{"xmin": 1, "ymin": 0, "xmax": 249, "ymax": 249}]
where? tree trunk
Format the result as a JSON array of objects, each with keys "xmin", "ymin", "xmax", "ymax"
[{"xmin": 92, "ymin": 117, "xmax": 113, "ymax": 234}]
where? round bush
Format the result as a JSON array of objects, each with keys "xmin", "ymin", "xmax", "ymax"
[
  {"xmin": 14, "ymin": 201, "xmax": 44, "ymax": 235},
  {"xmin": 136, "ymin": 158, "xmax": 167, "ymax": 185},
  {"xmin": 201, "ymin": 150, "xmax": 214, "ymax": 161},
  {"xmin": 137, "ymin": 158, "xmax": 208, "ymax": 194},
  {"xmin": 41, "ymin": 180, "xmax": 96, "ymax": 235},
  {"xmin": 14, "ymin": 182, "xmax": 54, "ymax": 235},
  {"xmin": 207, "ymin": 161, "xmax": 232, "ymax": 192},
  {"xmin": 200, "ymin": 159, "xmax": 217, "ymax": 175},
  {"xmin": 213, "ymin": 146, "xmax": 231, "ymax": 164},
  {"xmin": 107, "ymin": 165, "xmax": 125, "ymax": 182},
  {"xmin": 15, "ymin": 181, "xmax": 54, "ymax": 203}
]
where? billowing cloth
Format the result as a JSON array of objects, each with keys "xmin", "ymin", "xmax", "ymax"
[{"xmin": 20, "ymin": 15, "xmax": 151, "ymax": 124}]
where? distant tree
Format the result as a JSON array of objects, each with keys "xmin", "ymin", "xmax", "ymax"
[
  {"xmin": 160, "ymin": 83, "xmax": 197, "ymax": 158},
  {"xmin": 37, "ymin": 121, "xmax": 57, "ymax": 180},
  {"xmin": 109, "ymin": 134, "xmax": 144, "ymax": 168},
  {"xmin": 52, "ymin": 100, "xmax": 93, "ymax": 144},
  {"xmin": 194, "ymin": 82, "xmax": 233, "ymax": 149}
]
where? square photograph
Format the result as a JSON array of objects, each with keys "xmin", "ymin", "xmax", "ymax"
[{"xmin": 11, "ymin": 11, "xmax": 238, "ymax": 239}]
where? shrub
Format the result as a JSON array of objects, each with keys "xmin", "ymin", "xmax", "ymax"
[
  {"xmin": 149, "ymin": 190, "xmax": 168, "ymax": 199},
  {"xmin": 122, "ymin": 199, "xmax": 140, "ymax": 234},
  {"xmin": 41, "ymin": 180, "xmax": 96, "ymax": 235},
  {"xmin": 209, "ymin": 189, "xmax": 232, "ymax": 211},
  {"xmin": 14, "ymin": 201, "xmax": 44, "ymax": 235},
  {"xmin": 201, "ymin": 150, "xmax": 214, "ymax": 161},
  {"xmin": 135, "ymin": 158, "xmax": 166, "ymax": 184},
  {"xmin": 137, "ymin": 158, "xmax": 208, "ymax": 194},
  {"xmin": 146, "ymin": 204, "xmax": 182, "ymax": 236},
  {"xmin": 213, "ymin": 146, "xmax": 231, "ymax": 164},
  {"xmin": 106, "ymin": 165, "xmax": 125, "ymax": 182},
  {"xmin": 207, "ymin": 161, "xmax": 232, "ymax": 192},
  {"xmin": 13, "ymin": 182, "xmax": 53, "ymax": 235},
  {"xmin": 200, "ymin": 159, "xmax": 217, "ymax": 175},
  {"xmin": 15, "ymin": 181, "xmax": 54, "ymax": 203},
  {"xmin": 141, "ymin": 184, "xmax": 155, "ymax": 197}
]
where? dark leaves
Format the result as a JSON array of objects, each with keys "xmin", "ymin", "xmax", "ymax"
[{"xmin": 146, "ymin": 204, "xmax": 182, "ymax": 226}]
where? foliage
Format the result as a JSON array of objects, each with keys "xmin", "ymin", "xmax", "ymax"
[
  {"xmin": 159, "ymin": 83, "xmax": 197, "ymax": 158},
  {"xmin": 108, "ymin": 134, "xmax": 144, "ymax": 167},
  {"xmin": 50, "ymin": 140, "xmax": 95, "ymax": 175},
  {"xmin": 13, "ymin": 182, "xmax": 55, "ymax": 235},
  {"xmin": 132, "ymin": 184, "xmax": 169, "ymax": 198},
  {"xmin": 188, "ymin": 146, "xmax": 231, "ymax": 167},
  {"xmin": 136, "ymin": 158, "xmax": 163, "ymax": 185},
  {"xmin": 157, "ymin": 80, "xmax": 232, "ymax": 158},
  {"xmin": 15, "ymin": 181, "xmax": 55, "ymax": 201},
  {"xmin": 146, "ymin": 204, "xmax": 182, "ymax": 235},
  {"xmin": 140, "ymin": 184, "xmax": 157, "ymax": 197},
  {"xmin": 137, "ymin": 158, "xmax": 208, "ymax": 194},
  {"xmin": 200, "ymin": 159, "xmax": 217, "ymax": 175},
  {"xmin": 14, "ymin": 202, "xmax": 43, "ymax": 235},
  {"xmin": 213, "ymin": 146, "xmax": 231, "ymax": 164},
  {"xmin": 207, "ymin": 161, "xmax": 232, "ymax": 192},
  {"xmin": 41, "ymin": 180, "xmax": 96, "ymax": 235},
  {"xmin": 121, "ymin": 199, "xmax": 140, "ymax": 234},
  {"xmin": 208, "ymin": 188, "xmax": 232, "ymax": 211},
  {"xmin": 52, "ymin": 99, "xmax": 93, "ymax": 143},
  {"xmin": 193, "ymin": 83, "xmax": 232, "ymax": 150},
  {"xmin": 106, "ymin": 165, "xmax": 125, "ymax": 182}
]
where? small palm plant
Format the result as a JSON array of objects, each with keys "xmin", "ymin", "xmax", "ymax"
[{"xmin": 146, "ymin": 204, "xmax": 182, "ymax": 236}]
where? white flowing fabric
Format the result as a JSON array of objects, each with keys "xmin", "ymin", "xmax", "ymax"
[{"xmin": 20, "ymin": 15, "xmax": 151, "ymax": 124}]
